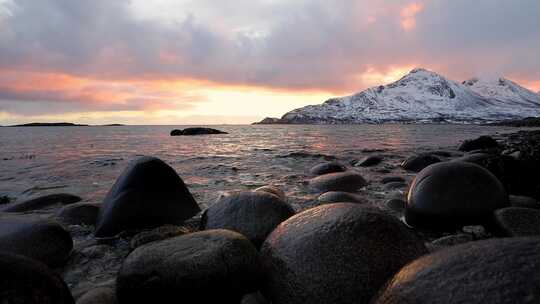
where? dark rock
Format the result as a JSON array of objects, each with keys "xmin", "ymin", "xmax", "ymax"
[
  {"xmin": 430, "ymin": 150, "xmax": 453, "ymax": 157},
  {"xmin": 400, "ymin": 154, "xmax": 441, "ymax": 172},
  {"xmin": 385, "ymin": 199, "xmax": 406, "ymax": 213},
  {"xmin": 0, "ymin": 253, "xmax": 75, "ymax": 304},
  {"xmin": 509, "ymin": 195, "xmax": 540, "ymax": 209},
  {"xmin": 381, "ymin": 176, "xmax": 405, "ymax": 184},
  {"xmin": 130, "ymin": 225, "xmax": 189, "ymax": 250},
  {"xmin": 489, "ymin": 117, "xmax": 540, "ymax": 127},
  {"xmin": 117, "ymin": 229, "xmax": 261, "ymax": 303},
  {"xmin": 492, "ymin": 207, "xmax": 540, "ymax": 237},
  {"xmin": 458, "ymin": 135, "xmax": 499, "ymax": 152},
  {"xmin": 406, "ymin": 161, "xmax": 508, "ymax": 230},
  {"xmin": 430, "ymin": 234, "xmax": 473, "ymax": 249},
  {"xmin": 1, "ymin": 193, "xmax": 82, "ymax": 212},
  {"xmin": 375, "ymin": 237, "xmax": 540, "ymax": 304},
  {"xmin": 317, "ymin": 191, "xmax": 367, "ymax": 204},
  {"xmin": 462, "ymin": 225, "xmax": 490, "ymax": 239},
  {"xmin": 242, "ymin": 292, "xmax": 270, "ymax": 304},
  {"xmin": 355, "ymin": 155, "xmax": 383, "ymax": 167},
  {"xmin": 0, "ymin": 215, "xmax": 73, "ymax": 267},
  {"xmin": 57, "ymin": 202, "xmax": 100, "ymax": 225},
  {"xmin": 170, "ymin": 127, "xmax": 228, "ymax": 136},
  {"xmin": 254, "ymin": 185, "xmax": 287, "ymax": 201},
  {"xmin": 383, "ymin": 181, "xmax": 407, "ymax": 191},
  {"xmin": 260, "ymin": 203, "xmax": 427, "ymax": 304},
  {"xmin": 76, "ymin": 287, "xmax": 116, "ymax": 304},
  {"xmin": 94, "ymin": 157, "xmax": 200, "ymax": 238},
  {"xmin": 201, "ymin": 191, "xmax": 294, "ymax": 248},
  {"xmin": 309, "ymin": 161, "xmax": 347, "ymax": 175},
  {"xmin": 0, "ymin": 195, "xmax": 10, "ymax": 205},
  {"xmin": 309, "ymin": 171, "xmax": 367, "ymax": 193}
]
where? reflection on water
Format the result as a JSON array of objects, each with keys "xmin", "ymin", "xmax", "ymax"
[{"xmin": 0, "ymin": 124, "xmax": 517, "ymax": 207}]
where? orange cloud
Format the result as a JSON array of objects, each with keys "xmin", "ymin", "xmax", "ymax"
[{"xmin": 400, "ymin": 2, "xmax": 424, "ymax": 31}]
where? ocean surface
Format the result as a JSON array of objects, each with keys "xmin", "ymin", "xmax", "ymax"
[{"xmin": 0, "ymin": 124, "xmax": 521, "ymax": 209}]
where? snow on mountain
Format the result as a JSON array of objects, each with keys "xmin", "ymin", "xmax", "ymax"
[{"xmin": 270, "ymin": 68, "xmax": 540, "ymax": 124}]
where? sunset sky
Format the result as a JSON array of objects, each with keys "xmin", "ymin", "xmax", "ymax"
[{"xmin": 0, "ymin": 0, "xmax": 539, "ymax": 125}]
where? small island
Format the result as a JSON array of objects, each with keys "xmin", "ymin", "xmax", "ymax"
[{"xmin": 11, "ymin": 122, "xmax": 89, "ymax": 127}]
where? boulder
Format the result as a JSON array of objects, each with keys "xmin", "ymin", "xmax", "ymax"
[
  {"xmin": 0, "ymin": 253, "xmax": 74, "ymax": 304},
  {"xmin": 260, "ymin": 203, "xmax": 427, "ymax": 304},
  {"xmin": 400, "ymin": 154, "xmax": 441, "ymax": 172},
  {"xmin": 375, "ymin": 237, "xmax": 540, "ymax": 304},
  {"xmin": 355, "ymin": 155, "xmax": 383, "ymax": 167},
  {"xmin": 1, "ymin": 193, "xmax": 82, "ymax": 212},
  {"xmin": 309, "ymin": 162, "xmax": 347, "ymax": 176},
  {"xmin": 170, "ymin": 127, "xmax": 228, "ymax": 136},
  {"xmin": 253, "ymin": 185, "xmax": 287, "ymax": 201},
  {"xmin": 309, "ymin": 171, "xmax": 367, "ymax": 193},
  {"xmin": 56, "ymin": 202, "xmax": 100, "ymax": 225},
  {"xmin": 382, "ymin": 181, "xmax": 407, "ymax": 191},
  {"xmin": 76, "ymin": 287, "xmax": 116, "ymax": 304},
  {"xmin": 0, "ymin": 215, "xmax": 73, "ymax": 267},
  {"xmin": 509, "ymin": 195, "xmax": 540, "ymax": 209},
  {"xmin": 317, "ymin": 191, "xmax": 367, "ymax": 204},
  {"xmin": 385, "ymin": 198, "xmax": 406, "ymax": 213},
  {"xmin": 94, "ymin": 157, "xmax": 200, "ymax": 238},
  {"xmin": 492, "ymin": 207, "xmax": 540, "ymax": 237},
  {"xmin": 201, "ymin": 191, "xmax": 294, "ymax": 248},
  {"xmin": 406, "ymin": 161, "xmax": 508, "ymax": 230},
  {"xmin": 458, "ymin": 135, "xmax": 499, "ymax": 152},
  {"xmin": 117, "ymin": 229, "xmax": 261, "ymax": 303},
  {"xmin": 130, "ymin": 225, "xmax": 189, "ymax": 250}
]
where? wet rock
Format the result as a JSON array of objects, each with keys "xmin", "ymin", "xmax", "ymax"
[
  {"xmin": 492, "ymin": 207, "xmax": 540, "ymax": 237},
  {"xmin": 254, "ymin": 185, "xmax": 287, "ymax": 201},
  {"xmin": 509, "ymin": 195, "xmax": 540, "ymax": 209},
  {"xmin": 0, "ymin": 252, "xmax": 74, "ymax": 304},
  {"xmin": 0, "ymin": 195, "xmax": 11, "ymax": 205},
  {"xmin": 0, "ymin": 215, "xmax": 73, "ymax": 267},
  {"xmin": 130, "ymin": 225, "xmax": 189, "ymax": 250},
  {"xmin": 430, "ymin": 150, "xmax": 453, "ymax": 157},
  {"xmin": 385, "ymin": 198, "xmax": 406, "ymax": 213},
  {"xmin": 242, "ymin": 292, "xmax": 270, "ymax": 304},
  {"xmin": 375, "ymin": 237, "xmax": 540, "ymax": 304},
  {"xmin": 406, "ymin": 161, "xmax": 508, "ymax": 230},
  {"xmin": 309, "ymin": 161, "xmax": 347, "ymax": 176},
  {"xmin": 381, "ymin": 176, "xmax": 405, "ymax": 184},
  {"xmin": 458, "ymin": 135, "xmax": 499, "ymax": 152},
  {"xmin": 317, "ymin": 191, "xmax": 367, "ymax": 204},
  {"xmin": 430, "ymin": 234, "xmax": 473, "ymax": 250},
  {"xmin": 1, "ymin": 193, "xmax": 82, "ymax": 212},
  {"xmin": 170, "ymin": 127, "xmax": 228, "ymax": 136},
  {"xmin": 355, "ymin": 155, "xmax": 383, "ymax": 167},
  {"xmin": 400, "ymin": 154, "xmax": 441, "ymax": 172},
  {"xmin": 77, "ymin": 287, "xmax": 116, "ymax": 304},
  {"xmin": 260, "ymin": 203, "xmax": 427, "ymax": 304},
  {"xmin": 95, "ymin": 156, "xmax": 200, "ymax": 238},
  {"xmin": 462, "ymin": 225, "xmax": 490, "ymax": 239},
  {"xmin": 201, "ymin": 191, "xmax": 294, "ymax": 248},
  {"xmin": 383, "ymin": 181, "xmax": 407, "ymax": 191},
  {"xmin": 117, "ymin": 229, "xmax": 261, "ymax": 303},
  {"xmin": 57, "ymin": 202, "xmax": 100, "ymax": 225},
  {"xmin": 309, "ymin": 171, "xmax": 367, "ymax": 193}
]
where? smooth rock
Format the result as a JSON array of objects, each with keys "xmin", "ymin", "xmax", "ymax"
[
  {"xmin": 170, "ymin": 127, "xmax": 228, "ymax": 136},
  {"xmin": 375, "ymin": 237, "xmax": 540, "ymax": 304},
  {"xmin": 0, "ymin": 215, "xmax": 73, "ymax": 267},
  {"xmin": 0, "ymin": 253, "xmax": 75, "ymax": 304},
  {"xmin": 130, "ymin": 225, "xmax": 189, "ymax": 250},
  {"xmin": 317, "ymin": 191, "xmax": 367, "ymax": 204},
  {"xmin": 430, "ymin": 234, "xmax": 473, "ymax": 249},
  {"xmin": 242, "ymin": 292, "xmax": 270, "ymax": 304},
  {"xmin": 383, "ymin": 181, "xmax": 407, "ymax": 191},
  {"xmin": 57, "ymin": 202, "xmax": 100, "ymax": 225},
  {"xmin": 95, "ymin": 156, "xmax": 200, "ymax": 238},
  {"xmin": 355, "ymin": 155, "xmax": 383, "ymax": 167},
  {"xmin": 254, "ymin": 185, "xmax": 287, "ymax": 201},
  {"xmin": 309, "ymin": 161, "xmax": 347, "ymax": 176},
  {"xmin": 406, "ymin": 161, "xmax": 508, "ymax": 230},
  {"xmin": 1, "ymin": 193, "xmax": 82, "ymax": 212},
  {"xmin": 509, "ymin": 195, "xmax": 540, "ymax": 209},
  {"xmin": 201, "ymin": 191, "xmax": 294, "ymax": 248},
  {"xmin": 400, "ymin": 154, "xmax": 441, "ymax": 172},
  {"xmin": 385, "ymin": 198, "xmax": 406, "ymax": 212},
  {"xmin": 381, "ymin": 176, "xmax": 405, "ymax": 184},
  {"xmin": 459, "ymin": 135, "xmax": 499, "ymax": 152},
  {"xmin": 77, "ymin": 287, "xmax": 116, "ymax": 304},
  {"xmin": 492, "ymin": 207, "xmax": 540, "ymax": 237},
  {"xmin": 117, "ymin": 230, "xmax": 261, "ymax": 303},
  {"xmin": 261, "ymin": 203, "xmax": 427, "ymax": 304},
  {"xmin": 309, "ymin": 171, "xmax": 367, "ymax": 193}
]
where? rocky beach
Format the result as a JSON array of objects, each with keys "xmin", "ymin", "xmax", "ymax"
[{"xmin": 1, "ymin": 125, "xmax": 540, "ymax": 303}]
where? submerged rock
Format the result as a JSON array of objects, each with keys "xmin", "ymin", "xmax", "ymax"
[
  {"xmin": 492, "ymin": 207, "xmax": 540, "ymax": 237},
  {"xmin": 0, "ymin": 253, "xmax": 74, "ymax": 304},
  {"xmin": 260, "ymin": 203, "xmax": 427, "ymax": 304},
  {"xmin": 117, "ymin": 229, "xmax": 261, "ymax": 303},
  {"xmin": 458, "ymin": 135, "xmax": 499, "ymax": 152},
  {"xmin": 400, "ymin": 154, "xmax": 441, "ymax": 172},
  {"xmin": 170, "ymin": 127, "xmax": 228, "ymax": 136},
  {"xmin": 309, "ymin": 161, "xmax": 347, "ymax": 176},
  {"xmin": 201, "ymin": 191, "xmax": 294, "ymax": 248},
  {"xmin": 309, "ymin": 171, "xmax": 367, "ymax": 193},
  {"xmin": 375, "ymin": 237, "xmax": 540, "ymax": 304},
  {"xmin": 94, "ymin": 157, "xmax": 200, "ymax": 238},
  {"xmin": 0, "ymin": 215, "xmax": 73, "ymax": 267},
  {"xmin": 406, "ymin": 161, "xmax": 508, "ymax": 230},
  {"xmin": 1, "ymin": 193, "xmax": 82, "ymax": 212}
]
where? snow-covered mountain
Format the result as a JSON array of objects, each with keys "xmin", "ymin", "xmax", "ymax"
[{"xmin": 258, "ymin": 68, "xmax": 540, "ymax": 124}]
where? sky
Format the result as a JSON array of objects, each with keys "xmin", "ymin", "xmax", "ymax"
[{"xmin": 0, "ymin": 0, "xmax": 539, "ymax": 125}]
